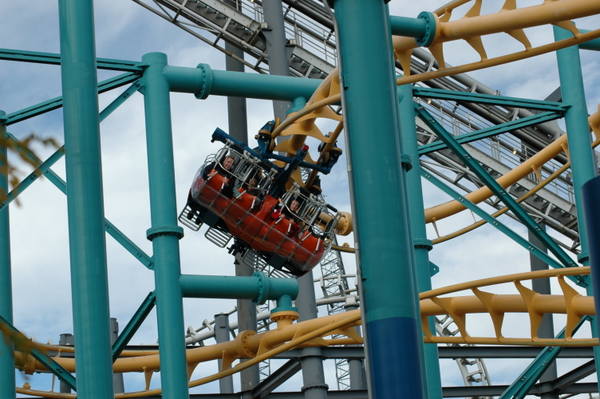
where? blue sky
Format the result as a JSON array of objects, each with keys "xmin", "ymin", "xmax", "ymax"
[{"xmin": 2, "ymin": 0, "xmax": 600, "ymax": 397}]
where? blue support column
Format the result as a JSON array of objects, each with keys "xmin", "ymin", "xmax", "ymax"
[
  {"xmin": 554, "ymin": 26, "xmax": 600, "ymax": 388},
  {"xmin": 141, "ymin": 52, "xmax": 189, "ymax": 399},
  {"xmin": 333, "ymin": 2, "xmax": 425, "ymax": 398},
  {"xmin": 57, "ymin": 0, "xmax": 114, "ymax": 397},
  {"xmin": 0, "ymin": 110, "xmax": 16, "ymax": 398},
  {"xmin": 397, "ymin": 86, "xmax": 442, "ymax": 399}
]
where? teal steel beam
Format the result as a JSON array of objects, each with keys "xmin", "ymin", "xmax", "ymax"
[
  {"xmin": 0, "ymin": 111, "xmax": 15, "ymax": 399},
  {"xmin": 579, "ymin": 30, "xmax": 600, "ymax": 51},
  {"xmin": 180, "ymin": 273, "xmax": 298, "ymax": 303},
  {"xmin": 58, "ymin": 0, "xmax": 114, "ymax": 396},
  {"xmin": 499, "ymin": 318, "xmax": 587, "ymax": 399},
  {"xmin": 398, "ymin": 85, "xmax": 443, "ymax": 399},
  {"xmin": 163, "ymin": 65, "xmax": 322, "ymax": 101},
  {"xmin": 333, "ymin": 1, "xmax": 425, "ymax": 397},
  {"xmin": 413, "ymin": 87, "xmax": 567, "ymax": 112},
  {"xmin": 112, "ymin": 292, "xmax": 156, "ymax": 361},
  {"xmin": 0, "ymin": 48, "xmax": 143, "ymax": 72},
  {"xmin": 4, "ymin": 133, "xmax": 153, "ymax": 269},
  {"xmin": 553, "ymin": 26, "xmax": 598, "ymax": 264},
  {"xmin": 1, "ymin": 80, "xmax": 152, "ymax": 267},
  {"xmin": 416, "ymin": 105, "xmax": 579, "ymax": 270},
  {"xmin": 1, "ymin": 78, "xmax": 143, "ymax": 211},
  {"xmin": 1, "ymin": 146, "xmax": 64, "ymax": 210},
  {"xmin": 6, "ymin": 72, "xmax": 139, "ymax": 126},
  {"xmin": 142, "ymin": 52, "xmax": 189, "ymax": 398},
  {"xmin": 0, "ymin": 314, "xmax": 77, "ymax": 391},
  {"xmin": 418, "ymin": 111, "xmax": 562, "ymax": 155},
  {"xmin": 554, "ymin": 25, "xmax": 600, "ymax": 390},
  {"xmin": 422, "ymin": 170, "xmax": 587, "ymax": 287},
  {"xmin": 97, "ymin": 79, "xmax": 143, "ymax": 121}
]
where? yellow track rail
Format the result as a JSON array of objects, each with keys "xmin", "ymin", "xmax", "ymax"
[{"xmin": 8, "ymin": 268, "xmax": 596, "ymax": 398}]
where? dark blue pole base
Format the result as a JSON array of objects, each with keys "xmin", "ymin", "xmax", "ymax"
[{"xmin": 366, "ymin": 317, "xmax": 425, "ymax": 398}]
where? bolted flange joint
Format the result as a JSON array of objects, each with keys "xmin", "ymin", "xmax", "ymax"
[
  {"xmin": 270, "ymin": 310, "xmax": 299, "ymax": 329},
  {"xmin": 146, "ymin": 225, "xmax": 184, "ymax": 241},
  {"xmin": 416, "ymin": 12, "xmax": 437, "ymax": 47},
  {"xmin": 194, "ymin": 64, "xmax": 213, "ymax": 100},
  {"xmin": 253, "ymin": 271, "xmax": 270, "ymax": 304}
]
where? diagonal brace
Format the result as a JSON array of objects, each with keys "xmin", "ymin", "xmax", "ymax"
[
  {"xmin": 1, "ymin": 79, "xmax": 143, "ymax": 212},
  {"xmin": 0, "ymin": 315, "xmax": 76, "ymax": 391},
  {"xmin": 422, "ymin": 170, "xmax": 589, "ymax": 287},
  {"xmin": 112, "ymin": 292, "xmax": 156, "ymax": 362},
  {"xmin": 416, "ymin": 105, "xmax": 578, "ymax": 270},
  {"xmin": 6, "ymin": 73, "xmax": 139, "ymax": 125},
  {"xmin": 4, "ymin": 133, "xmax": 153, "ymax": 269},
  {"xmin": 0, "ymin": 48, "xmax": 143, "ymax": 72},
  {"xmin": 251, "ymin": 359, "xmax": 302, "ymax": 398},
  {"xmin": 418, "ymin": 111, "xmax": 562, "ymax": 155},
  {"xmin": 499, "ymin": 317, "xmax": 588, "ymax": 399},
  {"xmin": 413, "ymin": 87, "xmax": 568, "ymax": 112}
]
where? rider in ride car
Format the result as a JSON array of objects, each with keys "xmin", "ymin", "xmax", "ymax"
[{"xmin": 203, "ymin": 154, "xmax": 237, "ymax": 197}]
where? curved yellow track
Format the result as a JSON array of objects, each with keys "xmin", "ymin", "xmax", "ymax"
[
  {"xmin": 10, "ymin": 267, "xmax": 597, "ymax": 398},
  {"xmin": 268, "ymin": 0, "xmax": 600, "ymax": 238}
]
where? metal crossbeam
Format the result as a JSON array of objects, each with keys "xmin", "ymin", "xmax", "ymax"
[
  {"xmin": 2, "ymin": 79, "xmax": 143, "ymax": 212},
  {"xmin": 1, "ymin": 147, "xmax": 64, "ymax": 210},
  {"xmin": 413, "ymin": 87, "xmax": 568, "ymax": 112},
  {"xmin": 4, "ymin": 133, "xmax": 153, "ymax": 269},
  {"xmin": 422, "ymin": 170, "xmax": 572, "ymax": 275},
  {"xmin": 0, "ymin": 48, "xmax": 143, "ymax": 72},
  {"xmin": 418, "ymin": 111, "xmax": 562, "ymax": 155},
  {"xmin": 0, "ymin": 315, "xmax": 76, "ymax": 391},
  {"xmin": 499, "ymin": 318, "xmax": 587, "ymax": 399},
  {"xmin": 251, "ymin": 359, "xmax": 302, "ymax": 398},
  {"xmin": 549, "ymin": 359, "xmax": 596, "ymax": 392},
  {"xmin": 416, "ymin": 105, "xmax": 579, "ymax": 271},
  {"xmin": 112, "ymin": 292, "xmax": 156, "ymax": 361},
  {"xmin": 6, "ymin": 72, "xmax": 140, "ymax": 125}
]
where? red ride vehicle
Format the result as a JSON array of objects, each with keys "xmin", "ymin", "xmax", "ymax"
[{"xmin": 179, "ymin": 145, "xmax": 339, "ymax": 277}]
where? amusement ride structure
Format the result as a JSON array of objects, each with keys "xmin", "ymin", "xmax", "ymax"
[{"xmin": 2, "ymin": 0, "xmax": 600, "ymax": 398}]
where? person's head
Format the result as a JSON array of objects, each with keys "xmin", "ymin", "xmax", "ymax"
[
  {"xmin": 222, "ymin": 156, "xmax": 235, "ymax": 170},
  {"xmin": 289, "ymin": 199, "xmax": 300, "ymax": 212}
]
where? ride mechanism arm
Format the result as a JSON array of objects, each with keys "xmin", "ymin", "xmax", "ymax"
[{"xmin": 210, "ymin": 127, "xmax": 353, "ymax": 234}]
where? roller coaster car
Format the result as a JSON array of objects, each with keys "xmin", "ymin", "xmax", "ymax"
[{"xmin": 179, "ymin": 144, "xmax": 340, "ymax": 277}]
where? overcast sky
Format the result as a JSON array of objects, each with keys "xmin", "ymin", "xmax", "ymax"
[{"xmin": 1, "ymin": 0, "xmax": 600, "ymax": 397}]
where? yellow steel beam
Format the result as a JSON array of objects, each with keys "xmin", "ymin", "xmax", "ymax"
[{"xmin": 10, "ymin": 267, "xmax": 598, "ymax": 398}]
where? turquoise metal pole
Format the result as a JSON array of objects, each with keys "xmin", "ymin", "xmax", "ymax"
[
  {"xmin": 0, "ymin": 110, "xmax": 15, "ymax": 398},
  {"xmin": 141, "ymin": 52, "xmax": 189, "ymax": 399},
  {"xmin": 333, "ymin": 1, "xmax": 425, "ymax": 397},
  {"xmin": 553, "ymin": 26, "xmax": 598, "ymax": 264},
  {"xmin": 57, "ymin": 0, "xmax": 114, "ymax": 396},
  {"xmin": 397, "ymin": 85, "xmax": 442, "ymax": 399},
  {"xmin": 553, "ymin": 25, "xmax": 600, "ymax": 388},
  {"xmin": 163, "ymin": 65, "xmax": 321, "ymax": 100},
  {"xmin": 180, "ymin": 273, "xmax": 298, "ymax": 302}
]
